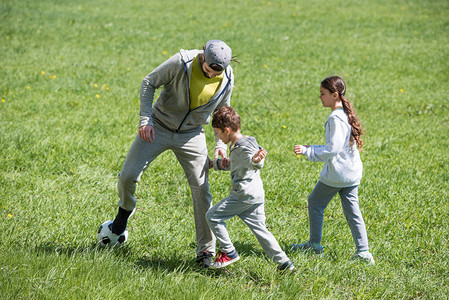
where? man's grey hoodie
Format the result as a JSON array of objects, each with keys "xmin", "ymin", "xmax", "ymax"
[{"xmin": 139, "ymin": 49, "xmax": 234, "ymax": 150}]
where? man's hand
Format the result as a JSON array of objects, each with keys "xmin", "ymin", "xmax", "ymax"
[
  {"xmin": 252, "ymin": 149, "xmax": 267, "ymax": 163},
  {"xmin": 139, "ymin": 125, "xmax": 155, "ymax": 143}
]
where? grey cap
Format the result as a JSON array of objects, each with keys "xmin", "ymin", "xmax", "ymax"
[{"xmin": 204, "ymin": 40, "xmax": 232, "ymax": 70}]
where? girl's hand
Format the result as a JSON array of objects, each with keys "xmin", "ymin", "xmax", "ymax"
[
  {"xmin": 252, "ymin": 149, "xmax": 267, "ymax": 163},
  {"xmin": 294, "ymin": 145, "xmax": 309, "ymax": 155}
]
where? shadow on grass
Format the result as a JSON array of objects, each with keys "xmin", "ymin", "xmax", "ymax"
[
  {"xmin": 135, "ymin": 240, "xmax": 268, "ymax": 275},
  {"xmin": 34, "ymin": 239, "xmax": 275, "ymax": 276}
]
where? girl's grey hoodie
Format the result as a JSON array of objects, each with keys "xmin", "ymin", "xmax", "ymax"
[
  {"xmin": 139, "ymin": 49, "xmax": 234, "ymax": 150},
  {"xmin": 303, "ymin": 108, "xmax": 363, "ymax": 187}
]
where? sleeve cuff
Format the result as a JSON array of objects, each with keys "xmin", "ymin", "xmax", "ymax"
[{"xmin": 139, "ymin": 117, "xmax": 154, "ymax": 128}]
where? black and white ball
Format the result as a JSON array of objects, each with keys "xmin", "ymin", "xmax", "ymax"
[{"xmin": 97, "ymin": 220, "xmax": 128, "ymax": 247}]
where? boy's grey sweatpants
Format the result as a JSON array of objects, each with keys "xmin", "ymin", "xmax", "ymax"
[
  {"xmin": 206, "ymin": 198, "xmax": 290, "ymax": 265},
  {"xmin": 117, "ymin": 122, "xmax": 216, "ymax": 256},
  {"xmin": 308, "ymin": 181, "xmax": 369, "ymax": 252}
]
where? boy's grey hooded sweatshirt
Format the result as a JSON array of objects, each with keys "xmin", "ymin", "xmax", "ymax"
[
  {"xmin": 139, "ymin": 49, "xmax": 234, "ymax": 150},
  {"xmin": 213, "ymin": 136, "xmax": 265, "ymax": 204}
]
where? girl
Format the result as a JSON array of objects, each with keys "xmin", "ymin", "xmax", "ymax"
[{"xmin": 291, "ymin": 76, "xmax": 374, "ymax": 264}]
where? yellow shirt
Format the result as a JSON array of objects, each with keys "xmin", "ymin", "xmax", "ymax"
[{"xmin": 190, "ymin": 55, "xmax": 224, "ymax": 110}]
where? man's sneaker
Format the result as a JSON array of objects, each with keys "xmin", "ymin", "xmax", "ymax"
[
  {"xmin": 111, "ymin": 207, "xmax": 135, "ymax": 235},
  {"xmin": 210, "ymin": 250, "xmax": 240, "ymax": 269},
  {"xmin": 290, "ymin": 241, "xmax": 324, "ymax": 255},
  {"xmin": 351, "ymin": 251, "xmax": 375, "ymax": 264},
  {"xmin": 277, "ymin": 260, "xmax": 296, "ymax": 272},
  {"xmin": 196, "ymin": 251, "xmax": 213, "ymax": 268}
]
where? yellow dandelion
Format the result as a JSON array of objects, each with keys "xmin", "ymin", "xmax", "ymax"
[
  {"xmin": 282, "ymin": 125, "xmax": 286, "ymax": 129},
  {"xmin": 94, "ymin": 83, "xmax": 98, "ymax": 88},
  {"xmin": 2, "ymin": 98, "xmax": 5, "ymax": 103},
  {"xmin": 400, "ymin": 89, "xmax": 404, "ymax": 92},
  {"xmin": 297, "ymin": 155, "xmax": 301, "ymax": 158},
  {"xmin": 127, "ymin": 67, "xmax": 131, "ymax": 71},
  {"xmin": 41, "ymin": 70, "xmax": 45, "ymax": 75},
  {"xmin": 96, "ymin": 94, "xmax": 100, "ymax": 98},
  {"xmin": 52, "ymin": 75, "xmax": 56, "ymax": 79},
  {"xmin": 264, "ymin": 64, "xmax": 268, "ymax": 68},
  {"xmin": 48, "ymin": 75, "xmax": 52, "ymax": 79},
  {"xmin": 103, "ymin": 84, "xmax": 107, "ymax": 88},
  {"xmin": 8, "ymin": 214, "xmax": 12, "ymax": 218},
  {"xmin": 162, "ymin": 50, "xmax": 168, "ymax": 55},
  {"xmin": 26, "ymin": 86, "xmax": 30, "ymax": 90}
]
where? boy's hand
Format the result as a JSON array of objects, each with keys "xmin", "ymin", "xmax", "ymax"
[
  {"xmin": 207, "ymin": 157, "xmax": 213, "ymax": 169},
  {"xmin": 214, "ymin": 148, "xmax": 227, "ymax": 159},
  {"xmin": 294, "ymin": 145, "xmax": 309, "ymax": 155},
  {"xmin": 252, "ymin": 149, "xmax": 267, "ymax": 163},
  {"xmin": 221, "ymin": 158, "xmax": 230, "ymax": 168}
]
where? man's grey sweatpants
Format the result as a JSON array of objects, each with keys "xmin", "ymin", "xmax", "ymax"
[
  {"xmin": 206, "ymin": 199, "xmax": 290, "ymax": 265},
  {"xmin": 308, "ymin": 181, "xmax": 369, "ymax": 252},
  {"xmin": 117, "ymin": 122, "xmax": 216, "ymax": 256}
]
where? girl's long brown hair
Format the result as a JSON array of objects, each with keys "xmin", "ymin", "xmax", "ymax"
[{"xmin": 321, "ymin": 76, "xmax": 364, "ymax": 150}]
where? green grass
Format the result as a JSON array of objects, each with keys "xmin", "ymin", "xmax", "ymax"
[{"xmin": 1, "ymin": 0, "xmax": 448, "ymax": 298}]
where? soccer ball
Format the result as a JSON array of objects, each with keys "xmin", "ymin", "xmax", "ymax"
[{"xmin": 97, "ymin": 220, "xmax": 128, "ymax": 247}]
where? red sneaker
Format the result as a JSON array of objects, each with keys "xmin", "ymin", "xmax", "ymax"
[{"xmin": 210, "ymin": 250, "xmax": 240, "ymax": 269}]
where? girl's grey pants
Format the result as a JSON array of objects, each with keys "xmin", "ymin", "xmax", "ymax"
[
  {"xmin": 206, "ymin": 199, "xmax": 290, "ymax": 265},
  {"xmin": 308, "ymin": 181, "xmax": 369, "ymax": 252},
  {"xmin": 117, "ymin": 122, "xmax": 215, "ymax": 256}
]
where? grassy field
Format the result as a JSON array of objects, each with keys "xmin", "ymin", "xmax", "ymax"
[{"xmin": 1, "ymin": 0, "xmax": 448, "ymax": 298}]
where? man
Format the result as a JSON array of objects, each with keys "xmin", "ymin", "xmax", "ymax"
[{"xmin": 110, "ymin": 40, "xmax": 235, "ymax": 267}]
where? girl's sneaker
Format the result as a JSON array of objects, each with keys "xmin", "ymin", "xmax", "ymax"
[
  {"xmin": 210, "ymin": 250, "xmax": 240, "ymax": 269},
  {"xmin": 290, "ymin": 241, "xmax": 324, "ymax": 255},
  {"xmin": 351, "ymin": 251, "xmax": 375, "ymax": 264}
]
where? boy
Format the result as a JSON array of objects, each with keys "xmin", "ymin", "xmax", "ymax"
[{"xmin": 206, "ymin": 106, "xmax": 295, "ymax": 271}]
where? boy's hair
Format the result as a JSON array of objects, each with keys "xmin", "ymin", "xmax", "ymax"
[
  {"xmin": 321, "ymin": 76, "xmax": 364, "ymax": 150},
  {"xmin": 212, "ymin": 106, "xmax": 241, "ymax": 132}
]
